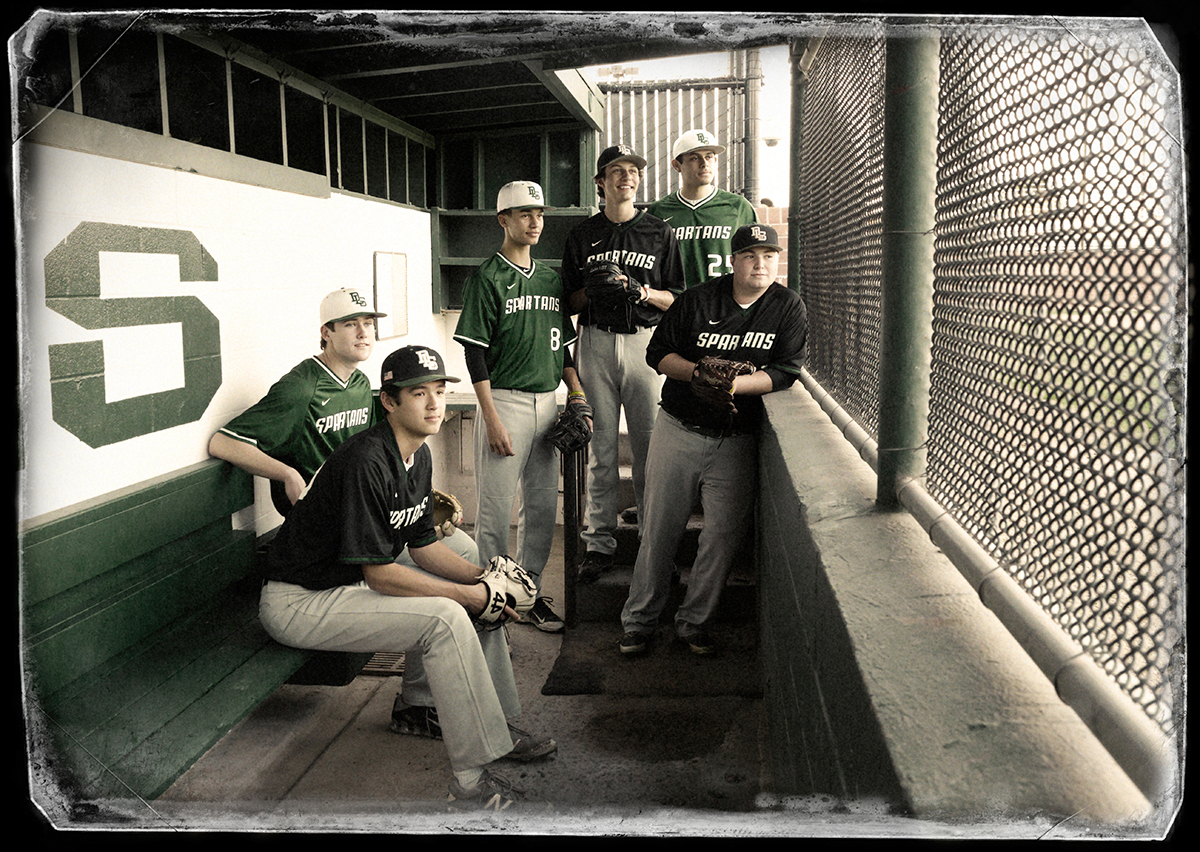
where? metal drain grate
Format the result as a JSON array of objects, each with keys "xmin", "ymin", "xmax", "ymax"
[{"xmin": 360, "ymin": 652, "xmax": 405, "ymax": 676}]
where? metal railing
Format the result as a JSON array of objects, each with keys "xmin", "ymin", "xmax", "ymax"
[{"xmin": 791, "ymin": 17, "xmax": 1185, "ymax": 799}]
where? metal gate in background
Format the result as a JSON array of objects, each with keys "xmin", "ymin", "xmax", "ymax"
[{"xmin": 597, "ymin": 50, "xmax": 755, "ymax": 203}]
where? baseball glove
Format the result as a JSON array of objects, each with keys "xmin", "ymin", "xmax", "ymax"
[
  {"xmin": 690, "ymin": 356, "xmax": 756, "ymax": 415},
  {"xmin": 547, "ymin": 397, "xmax": 593, "ymax": 454},
  {"xmin": 474, "ymin": 555, "xmax": 538, "ymax": 629},
  {"xmin": 431, "ymin": 489, "xmax": 463, "ymax": 540},
  {"xmin": 583, "ymin": 259, "xmax": 645, "ymax": 308}
]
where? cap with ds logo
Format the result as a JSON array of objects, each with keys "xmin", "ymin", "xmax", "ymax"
[
  {"xmin": 595, "ymin": 144, "xmax": 647, "ymax": 178},
  {"xmin": 497, "ymin": 180, "xmax": 554, "ymax": 213},
  {"xmin": 731, "ymin": 223, "xmax": 783, "ymax": 254},
  {"xmin": 321, "ymin": 288, "xmax": 387, "ymax": 325},
  {"xmin": 380, "ymin": 345, "xmax": 461, "ymax": 390},
  {"xmin": 672, "ymin": 128, "xmax": 727, "ymax": 160}
]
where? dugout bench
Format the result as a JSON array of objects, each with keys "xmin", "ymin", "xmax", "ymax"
[{"xmin": 21, "ymin": 459, "xmax": 369, "ymax": 802}]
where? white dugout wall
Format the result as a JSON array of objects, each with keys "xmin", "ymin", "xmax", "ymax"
[{"xmin": 16, "ymin": 139, "xmax": 461, "ymax": 532}]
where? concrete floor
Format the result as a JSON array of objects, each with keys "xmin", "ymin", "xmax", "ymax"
[{"xmin": 148, "ymin": 524, "xmax": 790, "ymax": 836}]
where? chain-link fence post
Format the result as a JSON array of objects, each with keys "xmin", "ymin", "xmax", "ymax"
[{"xmin": 876, "ymin": 26, "xmax": 940, "ymax": 507}]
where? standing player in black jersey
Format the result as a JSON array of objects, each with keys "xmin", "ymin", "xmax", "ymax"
[
  {"xmin": 562, "ymin": 144, "xmax": 686, "ymax": 582},
  {"xmin": 618, "ymin": 224, "xmax": 807, "ymax": 657}
]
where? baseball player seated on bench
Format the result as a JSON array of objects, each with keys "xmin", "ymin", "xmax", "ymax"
[{"xmin": 259, "ymin": 344, "xmax": 555, "ymax": 811}]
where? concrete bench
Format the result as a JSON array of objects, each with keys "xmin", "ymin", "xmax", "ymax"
[
  {"xmin": 755, "ymin": 384, "xmax": 1157, "ymax": 825},
  {"xmin": 21, "ymin": 460, "xmax": 367, "ymax": 802}
]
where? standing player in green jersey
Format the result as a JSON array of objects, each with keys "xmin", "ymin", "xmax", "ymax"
[
  {"xmin": 208, "ymin": 288, "xmax": 385, "ymax": 518},
  {"xmin": 647, "ymin": 129, "xmax": 759, "ymax": 289},
  {"xmin": 452, "ymin": 180, "xmax": 588, "ymax": 633}
]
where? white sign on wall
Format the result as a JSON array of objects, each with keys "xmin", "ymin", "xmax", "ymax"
[{"xmin": 374, "ymin": 251, "xmax": 409, "ymax": 339}]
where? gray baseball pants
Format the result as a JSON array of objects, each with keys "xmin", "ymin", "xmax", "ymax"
[
  {"xmin": 471, "ymin": 388, "xmax": 560, "ymax": 594},
  {"xmin": 259, "ymin": 529, "xmax": 518, "ymax": 772},
  {"xmin": 620, "ymin": 411, "xmax": 758, "ymax": 637},
  {"xmin": 574, "ymin": 324, "xmax": 663, "ymax": 555}
]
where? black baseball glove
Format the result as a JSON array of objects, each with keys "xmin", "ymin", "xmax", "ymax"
[
  {"xmin": 690, "ymin": 356, "xmax": 756, "ymax": 415},
  {"xmin": 583, "ymin": 259, "xmax": 646, "ymax": 308},
  {"xmin": 546, "ymin": 396, "xmax": 593, "ymax": 454}
]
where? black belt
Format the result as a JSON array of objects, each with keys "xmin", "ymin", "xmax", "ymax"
[
  {"xmin": 591, "ymin": 323, "xmax": 640, "ymax": 334},
  {"xmin": 671, "ymin": 414, "xmax": 751, "ymax": 440}
]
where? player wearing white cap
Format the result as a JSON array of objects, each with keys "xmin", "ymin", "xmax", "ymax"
[
  {"xmin": 647, "ymin": 129, "xmax": 759, "ymax": 289},
  {"xmin": 208, "ymin": 288, "xmax": 386, "ymax": 517},
  {"xmin": 452, "ymin": 180, "xmax": 587, "ymax": 633}
]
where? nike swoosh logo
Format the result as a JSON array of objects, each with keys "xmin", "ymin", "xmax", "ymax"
[
  {"xmin": 321, "ymin": 398, "xmax": 331, "ymax": 405},
  {"xmin": 663, "ymin": 217, "xmax": 673, "ymax": 222},
  {"xmin": 591, "ymin": 240, "xmax": 603, "ymax": 247},
  {"xmin": 708, "ymin": 320, "xmax": 722, "ymax": 325},
  {"xmin": 507, "ymin": 282, "xmax": 518, "ymax": 290}
]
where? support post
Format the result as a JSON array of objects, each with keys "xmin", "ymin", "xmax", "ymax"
[{"xmin": 876, "ymin": 28, "xmax": 939, "ymax": 507}]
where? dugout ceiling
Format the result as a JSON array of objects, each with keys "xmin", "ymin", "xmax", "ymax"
[{"xmin": 133, "ymin": 10, "xmax": 803, "ymax": 137}]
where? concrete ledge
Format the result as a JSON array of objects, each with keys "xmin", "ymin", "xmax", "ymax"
[{"xmin": 756, "ymin": 384, "xmax": 1155, "ymax": 826}]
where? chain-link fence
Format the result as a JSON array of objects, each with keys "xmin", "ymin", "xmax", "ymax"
[
  {"xmin": 794, "ymin": 25, "xmax": 886, "ymax": 437},
  {"xmin": 795, "ymin": 19, "xmax": 1186, "ymax": 736}
]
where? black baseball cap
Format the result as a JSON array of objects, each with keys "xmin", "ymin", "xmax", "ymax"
[
  {"xmin": 731, "ymin": 223, "xmax": 783, "ymax": 254},
  {"xmin": 595, "ymin": 144, "xmax": 647, "ymax": 178},
  {"xmin": 380, "ymin": 345, "xmax": 461, "ymax": 391}
]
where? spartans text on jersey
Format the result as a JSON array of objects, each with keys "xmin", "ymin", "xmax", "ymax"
[
  {"xmin": 391, "ymin": 495, "xmax": 430, "ymax": 530},
  {"xmin": 505, "ymin": 294, "xmax": 562, "ymax": 315},
  {"xmin": 697, "ymin": 330, "xmax": 777, "ymax": 351},
  {"xmin": 588, "ymin": 249, "xmax": 658, "ymax": 272},
  {"xmin": 673, "ymin": 224, "xmax": 734, "ymax": 242},
  {"xmin": 315, "ymin": 406, "xmax": 372, "ymax": 434}
]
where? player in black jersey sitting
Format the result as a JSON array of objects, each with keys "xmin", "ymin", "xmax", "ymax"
[{"xmin": 259, "ymin": 345, "xmax": 555, "ymax": 810}]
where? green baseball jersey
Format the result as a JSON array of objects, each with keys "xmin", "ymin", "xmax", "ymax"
[
  {"xmin": 219, "ymin": 356, "xmax": 376, "ymax": 514},
  {"xmin": 453, "ymin": 252, "xmax": 577, "ymax": 393},
  {"xmin": 647, "ymin": 188, "xmax": 758, "ymax": 288}
]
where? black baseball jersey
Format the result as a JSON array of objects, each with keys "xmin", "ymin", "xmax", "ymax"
[
  {"xmin": 264, "ymin": 421, "xmax": 438, "ymax": 590},
  {"xmin": 647, "ymin": 273, "xmax": 808, "ymax": 434},
  {"xmin": 562, "ymin": 209, "xmax": 685, "ymax": 331}
]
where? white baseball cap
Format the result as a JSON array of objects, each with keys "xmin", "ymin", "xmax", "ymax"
[
  {"xmin": 320, "ymin": 288, "xmax": 387, "ymax": 325},
  {"xmin": 672, "ymin": 128, "xmax": 726, "ymax": 160},
  {"xmin": 497, "ymin": 180, "xmax": 553, "ymax": 213}
]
